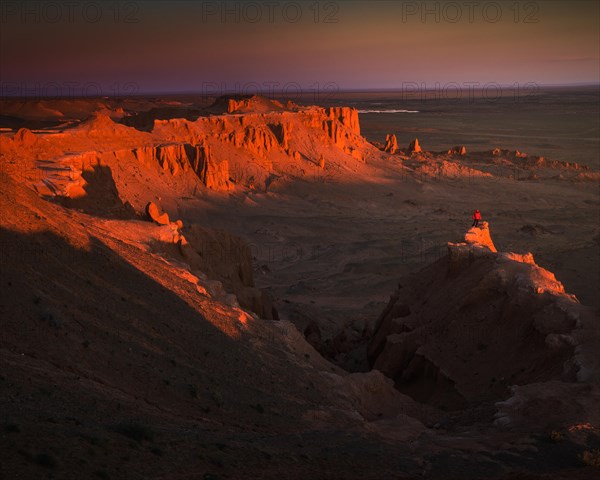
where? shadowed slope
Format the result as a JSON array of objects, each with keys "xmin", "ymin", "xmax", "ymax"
[{"xmin": 0, "ymin": 175, "xmax": 431, "ymax": 479}]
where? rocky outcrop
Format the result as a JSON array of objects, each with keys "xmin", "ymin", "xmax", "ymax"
[
  {"xmin": 320, "ymin": 113, "xmax": 364, "ymax": 161},
  {"xmin": 447, "ymin": 222, "xmax": 498, "ymax": 271},
  {"xmin": 269, "ymin": 122, "xmax": 292, "ymax": 151},
  {"xmin": 368, "ymin": 223, "xmax": 595, "ymax": 410},
  {"xmin": 225, "ymin": 95, "xmax": 286, "ymax": 114},
  {"xmin": 32, "ymin": 152, "xmax": 95, "ymax": 198},
  {"xmin": 75, "ymin": 113, "xmax": 144, "ymax": 140},
  {"xmin": 414, "ymin": 160, "xmax": 492, "ymax": 179},
  {"xmin": 13, "ymin": 128, "xmax": 37, "ymax": 147},
  {"xmin": 571, "ymin": 172, "xmax": 600, "ymax": 182},
  {"xmin": 22, "ymin": 97, "xmax": 370, "ymax": 202},
  {"xmin": 23, "ymin": 99, "xmax": 369, "ymax": 202},
  {"xmin": 150, "ymin": 99, "xmax": 368, "ymax": 188},
  {"xmin": 463, "ymin": 221, "xmax": 497, "ymax": 252},
  {"xmin": 133, "ymin": 143, "xmax": 230, "ymax": 190},
  {"xmin": 384, "ymin": 134, "xmax": 398, "ymax": 154},
  {"xmin": 227, "ymin": 125, "xmax": 278, "ymax": 158},
  {"xmin": 487, "ymin": 149, "xmax": 590, "ymax": 171},
  {"xmin": 145, "ymin": 202, "xmax": 170, "ymax": 225},
  {"xmin": 448, "ymin": 146, "xmax": 467, "ymax": 156},
  {"xmin": 322, "ymin": 118, "xmax": 347, "ymax": 148},
  {"xmin": 408, "ymin": 138, "xmax": 422, "ymax": 153},
  {"xmin": 193, "ymin": 144, "xmax": 231, "ymax": 190},
  {"xmin": 228, "ymin": 98, "xmax": 247, "ymax": 114},
  {"xmin": 134, "ymin": 144, "xmax": 192, "ymax": 175},
  {"xmin": 494, "ymin": 381, "xmax": 600, "ymax": 430},
  {"xmin": 327, "ymin": 107, "xmax": 361, "ymax": 136},
  {"xmin": 179, "ymin": 224, "xmax": 278, "ymax": 320},
  {"xmin": 157, "ymin": 144, "xmax": 192, "ymax": 175}
]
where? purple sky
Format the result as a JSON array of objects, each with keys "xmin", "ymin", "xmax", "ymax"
[{"xmin": 1, "ymin": 1, "xmax": 599, "ymax": 96}]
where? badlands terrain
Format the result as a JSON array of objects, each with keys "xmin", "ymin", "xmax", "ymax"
[{"xmin": 0, "ymin": 95, "xmax": 599, "ymax": 479}]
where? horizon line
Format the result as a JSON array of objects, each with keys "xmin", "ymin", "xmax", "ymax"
[{"xmin": 0, "ymin": 82, "xmax": 598, "ymax": 100}]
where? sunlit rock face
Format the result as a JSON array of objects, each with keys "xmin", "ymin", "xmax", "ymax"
[{"xmin": 407, "ymin": 138, "xmax": 422, "ymax": 153}]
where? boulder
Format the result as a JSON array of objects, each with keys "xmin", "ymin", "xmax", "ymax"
[{"xmin": 145, "ymin": 202, "xmax": 170, "ymax": 225}]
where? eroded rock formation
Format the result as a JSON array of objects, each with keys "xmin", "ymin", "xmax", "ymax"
[
  {"xmin": 148, "ymin": 99, "xmax": 367, "ymax": 188},
  {"xmin": 384, "ymin": 134, "xmax": 398, "ymax": 154},
  {"xmin": 133, "ymin": 143, "xmax": 230, "ymax": 190},
  {"xmin": 193, "ymin": 144, "xmax": 231, "ymax": 190},
  {"xmin": 448, "ymin": 146, "xmax": 467, "ymax": 156},
  {"xmin": 463, "ymin": 221, "xmax": 497, "ymax": 252},
  {"xmin": 178, "ymin": 224, "xmax": 278, "ymax": 320},
  {"xmin": 14, "ymin": 128, "xmax": 37, "ymax": 147},
  {"xmin": 133, "ymin": 144, "xmax": 191, "ymax": 175},
  {"xmin": 327, "ymin": 107, "xmax": 361, "ymax": 136},
  {"xmin": 368, "ymin": 223, "xmax": 595, "ymax": 410},
  {"xmin": 408, "ymin": 138, "xmax": 422, "ymax": 153}
]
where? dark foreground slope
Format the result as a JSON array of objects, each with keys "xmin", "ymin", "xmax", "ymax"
[
  {"xmin": 0, "ymin": 174, "xmax": 421, "ymax": 479},
  {"xmin": 2, "ymin": 176, "xmax": 599, "ymax": 479}
]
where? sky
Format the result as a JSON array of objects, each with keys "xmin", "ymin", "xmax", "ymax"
[{"xmin": 1, "ymin": 0, "xmax": 599, "ymax": 96}]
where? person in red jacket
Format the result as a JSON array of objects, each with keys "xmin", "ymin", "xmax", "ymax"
[{"xmin": 472, "ymin": 209, "xmax": 482, "ymax": 227}]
